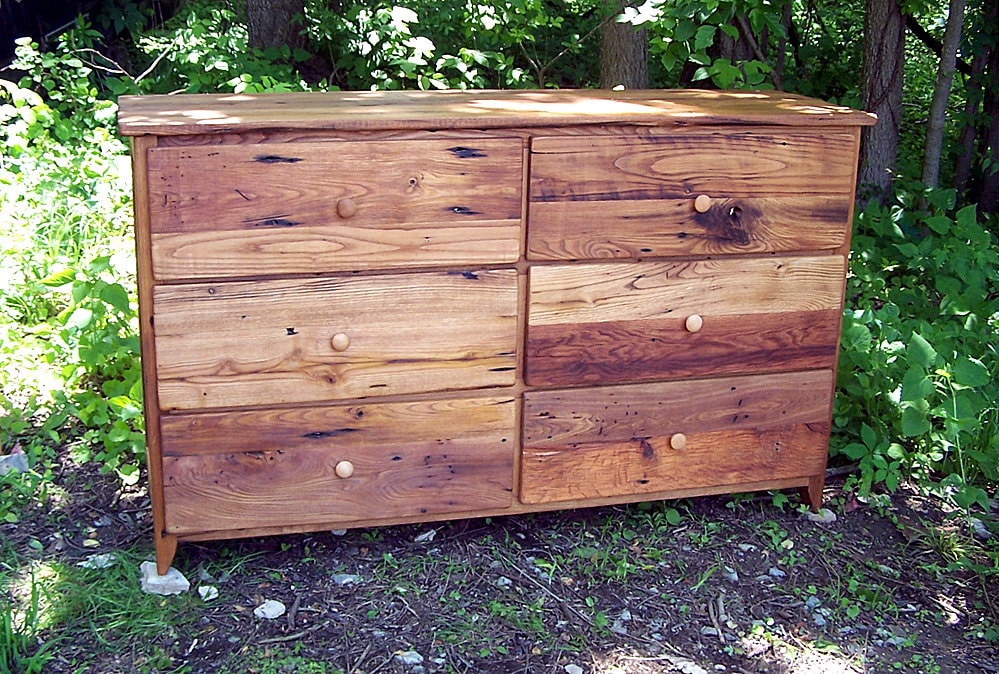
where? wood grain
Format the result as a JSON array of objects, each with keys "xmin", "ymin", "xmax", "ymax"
[
  {"xmin": 153, "ymin": 270, "xmax": 518, "ymax": 410},
  {"xmin": 526, "ymin": 257, "xmax": 844, "ymax": 385},
  {"xmin": 161, "ymin": 396, "xmax": 515, "ymax": 457},
  {"xmin": 523, "ymin": 370, "xmax": 834, "ymax": 447},
  {"xmin": 147, "ymin": 139, "xmax": 522, "ymax": 279},
  {"xmin": 530, "ymin": 132, "xmax": 858, "ymax": 202},
  {"xmin": 527, "ymin": 195, "xmax": 850, "ymax": 260},
  {"xmin": 162, "ymin": 397, "xmax": 515, "ymax": 533},
  {"xmin": 119, "ymin": 89, "xmax": 876, "ymax": 137},
  {"xmin": 520, "ymin": 423, "xmax": 829, "ymax": 504}
]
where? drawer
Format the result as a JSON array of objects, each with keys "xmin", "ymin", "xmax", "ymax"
[
  {"xmin": 520, "ymin": 371, "xmax": 833, "ymax": 504},
  {"xmin": 154, "ymin": 269, "xmax": 518, "ymax": 410},
  {"xmin": 147, "ymin": 138, "xmax": 524, "ymax": 279},
  {"xmin": 528, "ymin": 131, "xmax": 857, "ymax": 260},
  {"xmin": 526, "ymin": 256, "xmax": 844, "ymax": 387},
  {"xmin": 161, "ymin": 396, "xmax": 515, "ymax": 534}
]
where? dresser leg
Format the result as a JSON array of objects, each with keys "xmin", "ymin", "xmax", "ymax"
[
  {"xmin": 799, "ymin": 474, "xmax": 825, "ymax": 512},
  {"xmin": 155, "ymin": 533, "xmax": 178, "ymax": 576}
]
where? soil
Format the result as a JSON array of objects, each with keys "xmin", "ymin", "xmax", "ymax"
[{"xmin": 5, "ymin": 459, "xmax": 999, "ymax": 674}]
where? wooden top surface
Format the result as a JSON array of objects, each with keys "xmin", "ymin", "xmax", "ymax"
[{"xmin": 118, "ymin": 89, "xmax": 875, "ymax": 136}]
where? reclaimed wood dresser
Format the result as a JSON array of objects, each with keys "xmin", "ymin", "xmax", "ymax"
[{"xmin": 118, "ymin": 90, "xmax": 875, "ymax": 573}]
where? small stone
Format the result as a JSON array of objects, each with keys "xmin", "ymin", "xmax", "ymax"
[
  {"xmin": 496, "ymin": 576, "xmax": 513, "ymax": 589},
  {"xmin": 254, "ymin": 599, "xmax": 286, "ymax": 620},
  {"xmin": 722, "ymin": 566, "xmax": 739, "ymax": 582},
  {"xmin": 619, "ymin": 609, "xmax": 632, "ymax": 622},
  {"xmin": 767, "ymin": 567, "xmax": 786, "ymax": 580},
  {"xmin": 970, "ymin": 517, "xmax": 994, "ymax": 540},
  {"xmin": 394, "ymin": 650, "xmax": 424, "ymax": 667},
  {"xmin": 805, "ymin": 508, "xmax": 837, "ymax": 524},
  {"xmin": 414, "ymin": 529, "xmax": 437, "ymax": 544},
  {"xmin": 804, "ymin": 596, "xmax": 822, "ymax": 610},
  {"xmin": 565, "ymin": 665, "xmax": 584, "ymax": 674},
  {"xmin": 330, "ymin": 529, "xmax": 347, "ymax": 536},
  {"xmin": 93, "ymin": 515, "xmax": 113, "ymax": 528},
  {"xmin": 0, "ymin": 451, "xmax": 28, "ymax": 476},
  {"xmin": 610, "ymin": 619, "xmax": 628, "ymax": 635},
  {"xmin": 737, "ymin": 543, "xmax": 756, "ymax": 553},
  {"xmin": 198, "ymin": 585, "xmax": 219, "ymax": 601},
  {"xmin": 700, "ymin": 626, "xmax": 719, "ymax": 637},
  {"xmin": 332, "ymin": 573, "xmax": 361, "ymax": 587},
  {"xmin": 77, "ymin": 553, "xmax": 118, "ymax": 569},
  {"xmin": 669, "ymin": 658, "xmax": 708, "ymax": 674},
  {"xmin": 812, "ymin": 613, "xmax": 827, "ymax": 627},
  {"xmin": 82, "ymin": 539, "xmax": 100, "ymax": 548},
  {"xmin": 140, "ymin": 561, "xmax": 191, "ymax": 596}
]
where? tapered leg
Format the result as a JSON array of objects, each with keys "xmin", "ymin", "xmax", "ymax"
[
  {"xmin": 156, "ymin": 532, "xmax": 178, "ymax": 576},
  {"xmin": 799, "ymin": 474, "xmax": 825, "ymax": 512}
]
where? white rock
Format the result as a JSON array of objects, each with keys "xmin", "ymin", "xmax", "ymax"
[
  {"xmin": 140, "ymin": 561, "xmax": 190, "ymax": 595},
  {"xmin": 565, "ymin": 665, "xmax": 584, "ymax": 674},
  {"xmin": 496, "ymin": 576, "xmax": 513, "ymax": 589},
  {"xmin": 254, "ymin": 599, "xmax": 286, "ymax": 620},
  {"xmin": 394, "ymin": 650, "xmax": 424, "ymax": 667},
  {"xmin": 668, "ymin": 658, "xmax": 708, "ymax": 674},
  {"xmin": 722, "ymin": 566, "xmax": 739, "ymax": 582},
  {"xmin": 332, "ymin": 573, "xmax": 361, "ymax": 586},
  {"xmin": 0, "ymin": 451, "xmax": 28, "ymax": 476},
  {"xmin": 737, "ymin": 543, "xmax": 756, "ymax": 553},
  {"xmin": 768, "ymin": 567, "xmax": 787, "ymax": 579},
  {"xmin": 619, "ymin": 609, "xmax": 632, "ymax": 622},
  {"xmin": 198, "ymin": 585, "xmax": 219, "ymax": 601},
  {"xmin": 77, "ymin": 553, "xmax": 118, "ymax": 569},
  {"xmin": 610, "ymin": 619, "xmax": 628, "ymax": 635},
  {"xmin": 414, "ymin": 529, "xmax": 437, "ymax": 544},
  {"xmin": 805, "ymin": 508, "xmax": 837, "ymax": 524},
  {"xmin": 330, "ymin": 529, "xmax": 348, "ymax": 536}
]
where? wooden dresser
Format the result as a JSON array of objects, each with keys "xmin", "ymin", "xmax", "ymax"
[{"xmin": 118, "ymin": 90, "xmax": 874, "ymax": 574}]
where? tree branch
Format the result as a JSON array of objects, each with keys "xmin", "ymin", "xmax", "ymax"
[{"xmin": 905, "ymin": 14, "xmax": 971, "ymax": 76}]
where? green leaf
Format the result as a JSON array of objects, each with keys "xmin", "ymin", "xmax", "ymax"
[
  {"xmin": 64, "ymin": 307, "xmax": 94, "ymax": 331},
  {"xmin": 901, "ymin": 406, "xmax": 931, "ymax": 437},
  {"xmin": 955, "ymin": 204, "xmax": 978, "ymax": 230},
  {"xmin": 901, "ymin": 367, "xmax": 933, "ymax": 402},
  {"xmin": 694, "ymin": 25, "xmax": 716, "ymax": 51},
  {"xmin": 99, "ymin": 283, "xmax": 131, "ymax": 314},
  {"xmin": 38, "ymin": 267, "xmax": 76, "ymax": 287},
  {"xmin": 907, "ymin": 333, "xmax": 937, "ymax": 369},
  {"xmin": 860, "ymin": 423, "xmax": 877, "ymax": 449},
  {"xmin": 953, "ymin": 357, "xmax": 990, "ymax": 388},
  {"xmin": 924, "ymin": 215, "xmax": 951, "ymax": 235}
]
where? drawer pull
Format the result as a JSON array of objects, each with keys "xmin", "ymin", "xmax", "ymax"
[
  {"xmin": 684, "ymin": 314, "xmax": 703, "ymax": 333},
  {"xmin": 336, "ymin": 198, "xmax": 358, "ymax": 219},
  {"xmin": 669, "ymin": 433, "xmax": 687, "ymax": 451},
  {"xmin": 331, "ymin": 333, "xmax": 351, "ymax": 352},
  {"xmin": 693, "ymin": 194, "xmax": 712, "ymax": 213},
  {"xmin": 335, "ymin": 460, "xmax": 355, "ymax": 479}
]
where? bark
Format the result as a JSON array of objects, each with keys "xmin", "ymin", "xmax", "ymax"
[
  {"xmin": 905, "ymin": 15, "xmax": 972, "ymax": 76},
  {"xmin": 858, "ymin": 0, "xmax": 906, "ymax": 205},
  {"xmin": 246, "ymin": 0, "xmax": 306, "ymax": 52},
  {"xmin": 599, "ymin": 1, "xmax": 648, "ymax": 89},
  {"xmin": 921, "ymin": 0, "xmax": 967, "ymax": 188},
  {"xmin": 980, "ymin": 41, "xmax": 999, "ymax": 213},
  {"xmin": 954, "ymin": 45, "xmax": 990, "ymax": 194}
]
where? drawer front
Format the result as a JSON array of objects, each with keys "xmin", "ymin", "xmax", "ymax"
[
  {"xmin": 147, "ymin": 139, "xmax": 523, "ymax": 279},
  {"xmin": 161, "ymin": 396, "xmax": 515, "ymax": 534},
  {"xmin": 154, "ymin": 270, "xmax": 518, "ymax": 410},
  {"xmin": 520, "ymin": 371, "xmax": 833, "ymax": 504},
  {"xmin": 526, "ymin": 256, "xmax": 844, "ymax": 387},
  {"xmin": 528, "ymin": 131, "xmax": 857, "ymax": 260}
]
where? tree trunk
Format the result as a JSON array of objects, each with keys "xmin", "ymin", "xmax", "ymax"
[
  {"xmin": 979, "ymin": 42, "xmax": 999, "ymax": 214},
  {"xmin": 247, "ymin": 0, "xmax": 306, "ymax": 52},
  {"xmin": 600, "ymin": 1, "xmax": 648, "ymax": 89},
  {"xmin": 954, "ymin": 46, "xmax": 990, "ymax": 195},
  {"xmin": 921, "ymin": 0, "xmax": 967, "ymax": 189},
  {"xmin": 858, "ymin": 0, "xmax": 906, "ymax": 205}
]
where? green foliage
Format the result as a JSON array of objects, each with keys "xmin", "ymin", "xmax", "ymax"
[
  {"xmin": 0, "ymin": 572, "xmax": 56, "ymax": 674},
  {"xmin": 1, "ymin": 28, "xmax": 142, "ymax": 484},
  {"xmin": 835, "ymin": 182, "xmax": 999, "ymax": 508}
]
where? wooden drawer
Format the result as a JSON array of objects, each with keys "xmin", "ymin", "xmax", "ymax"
[
  {"xmin": 147, "ymin": 139, "xmax": 524, "ymax": 279},
  {"xmin": 526, "ymin": 256, "xmax": 844, "ymax": 387},
  {"xmin": 520, "ymin": 371, "xmax": 833, "ymax": 504},
  {"xmin": 161, "ymin": 396, "xmax": 515, "ymax": 534},
  {"xmin": 154, "ymin": 269, "xmax": 518, "ymax": 410},
  {"xmin": 528, "ymin": 132, "xmax": 857, "ymax": 260}
]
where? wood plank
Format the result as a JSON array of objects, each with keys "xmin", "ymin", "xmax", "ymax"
[
  {"xmin": 528, "ymin": 256, "xmax": 845, "ymax": 325},
  {"xmin": 523, "ymin": 370, "xmax": 834, "ymax": 447},
  {"xmin": 162, "ymin": 397, "xmax": 515, "ymax": 534},
  {"xmin": 526, "ymin": 309, "xmax": 841, "ymax": 385},
  {"xmin": 161, "ymin": 396, "xmax": 515, "ymax": 457},
  {"xmin": 153, "ymin": 270, "xmax": 518, "ymax": 410},
  {"xmin": 530, "ymin": 132, "xmax": 858, "ymax": 201},
  {"xmin": 118, "ymin": 90, "xmax": 875, "ymax": 137},
  {"xmin": 147, "ymin": 139, "xmax": 522, "ymax": 279},
  {"xmin": 527, "ymin": 195, "xmax": 850, "ymax": 260},
  {"xmin": 520, "ymin": 423, "xmax": 829, "ymax": 504}
]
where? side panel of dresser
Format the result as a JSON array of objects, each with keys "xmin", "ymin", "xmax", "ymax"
[{"xmin": 130, "ymin": 135, "xmax": 177, "ymax": 575}]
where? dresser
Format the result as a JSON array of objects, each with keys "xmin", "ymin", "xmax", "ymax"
[{"xmin": 118, "ymin": 90, "xmax": 874, "ymax": 574}]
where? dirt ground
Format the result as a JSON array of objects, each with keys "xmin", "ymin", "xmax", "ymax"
[{"xmin": 6, "ymin": 460, "xmax": 999, "ymax": 674}]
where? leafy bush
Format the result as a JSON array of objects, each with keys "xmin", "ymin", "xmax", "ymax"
[{"xmin": 835, "ymin": 182, "xmax": 999, "ymax": 509}]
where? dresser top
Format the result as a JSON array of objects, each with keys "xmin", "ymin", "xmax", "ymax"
[{"xmin": 118, "ymin": 89, "xmax": 875, "ymax": 136}]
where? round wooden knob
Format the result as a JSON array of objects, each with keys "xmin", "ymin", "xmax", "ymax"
[
  {"xmin": 693, "ymin": 194, "xmax": 712, "ymax": 213},
  {"xmin": 670, "ymin": 433, "xmax": 687, "ymax": 450},
  {"xmin": 684, "ymin": 314, "xmax": 703, "ymax": 333},
  {"xmin": 335, "ymin": 460, "xmax": 354, "ymax": 479},
  {"xmin": 331, "ymin": 333, "xmax": 350, "ymax": 352},
  {"xmin": 337, "ymin": 198, "xmax": 357, "ymax": 219}
]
